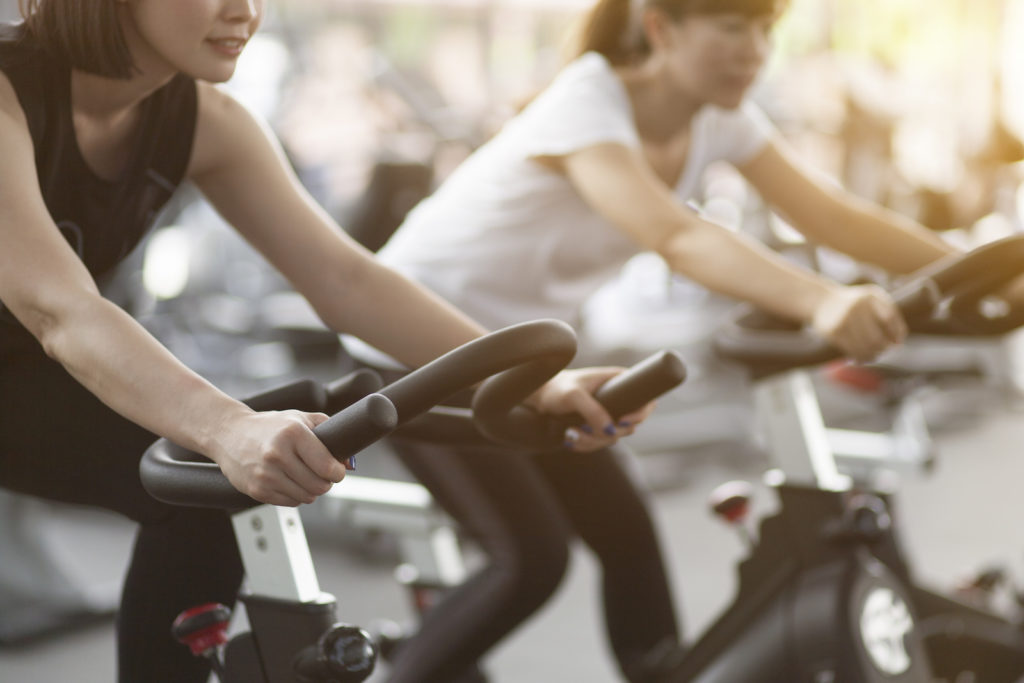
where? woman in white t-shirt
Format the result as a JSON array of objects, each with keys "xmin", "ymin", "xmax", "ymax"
[{"xmin": 360, "ymin": 1, "xmax": 964, "ymax": 681}]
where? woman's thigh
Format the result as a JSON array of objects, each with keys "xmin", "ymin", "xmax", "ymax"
[
  {"xmin": 0, "ymin": 352, "xmax": 169, "ymax": 523},
  {"xmin": 390, "ymin": 436, "xmax": 573, "ymax": 560}
]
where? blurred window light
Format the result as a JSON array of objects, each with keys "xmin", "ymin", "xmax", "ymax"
[
  {"xmin": 142, "ymin": 227, "xmax": 192, "ymax": 300},
  {"xmin": 239, "ymin": 342, "xmax": 296, "ymax": 380},
  {"xmin": 1005, "ymin": 0, "xmax": 1024, "ymax": 138},
  {"xmin": 225, "ymin": 33, "xmax": 292, "ymax": 120}
]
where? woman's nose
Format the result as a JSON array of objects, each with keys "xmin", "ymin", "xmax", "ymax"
[{"xmin": 223, "ymin": 0, "xmax": 260, "ymax": 23}]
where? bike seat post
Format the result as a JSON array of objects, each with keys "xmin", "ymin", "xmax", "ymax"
[
  {"xmin": 231, "ymin": 505, "xmax": 323, "ymax": 603},
  {"xmin": 754, "ymin": 369, "xmax": 852, "ymax": 492}
]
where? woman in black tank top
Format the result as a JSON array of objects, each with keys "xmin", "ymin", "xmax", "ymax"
[{"xmin": 0, "ymin": 3, "xmax": 654, "ymax": 682}]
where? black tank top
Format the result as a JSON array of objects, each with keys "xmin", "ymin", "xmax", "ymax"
[{"xmin": 0, "ymin": 23, "xmax": 198, "ymax": 357}]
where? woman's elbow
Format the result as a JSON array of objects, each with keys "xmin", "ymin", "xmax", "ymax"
[
  {"xmin": 652, "ymin": 224, "xmax": 703, "ymax": 273},
  {"xmin": 20, "ymin": 304, "xmax": 65, "ymax": 360},
  {"xmin": 17, "ymin": 291, "xmax": 98, "ymax": 361}
]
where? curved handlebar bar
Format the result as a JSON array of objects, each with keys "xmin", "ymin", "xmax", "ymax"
[
  {"xmin": 141, "ymin": 320, "xmax": 690, "ymax": 510},
  {"xmin": 472, "ymin": 349, "xmax": 687, "ymax": 449},
  {"xmin": 715, "ymin": 234, "xmax": 1024, "ymax": 376},
  {"xmin": 142, "ymin": 320, "xmax": 579, "ymax": 509},
  {"xmin": 388, "ymin": 349, "xmax": 688, "ymax": 449},
  {"xmin": 240, "ymin": 369, "xmax": 386, "ymax": 414}
]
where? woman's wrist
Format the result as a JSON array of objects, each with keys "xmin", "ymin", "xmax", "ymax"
[
  {"xmin": 188, "ymin": 393, "xmax": 255, "ymax": 464},
  {"xmin": 796, "ymin": 279, "xmax": 842, "ymax": 326}
]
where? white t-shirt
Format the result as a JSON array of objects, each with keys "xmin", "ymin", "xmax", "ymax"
[{"xmin": 347, "ymin": 52, "xmax": 772, "ymax": 366}]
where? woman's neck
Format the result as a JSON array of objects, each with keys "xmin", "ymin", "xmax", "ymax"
[
  {"xmin": 70, "ymin": 68, "xmax": 174, "ymax": 120},
  {"xmin": 617, "ymin": 60, "xmax": 703, "ymax": 144},
  {"xmin": 69, "ymin": 68, "xmax": 176, "ymax": 181}
]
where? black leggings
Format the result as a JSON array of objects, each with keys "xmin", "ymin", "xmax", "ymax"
[
  {"xmin": 0, "ymin": 352, "xmax": 243, "ymax": 683},
  {"xmin": 373, "ymin": 379, "xmax": 679, "ymax": 682}
]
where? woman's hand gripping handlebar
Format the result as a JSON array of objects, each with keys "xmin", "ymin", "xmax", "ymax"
[
  {"xmin": 715, "ymin": 234, "xmax": 1024, "ymax": 376},
  {"xmin": 139, "ymin": 369, "xmax": 396, "ymax": 511},
  {"xmin": 372, "ymin": 321, "xmax": 685, "ymax": 450},
  {"xmin": 392, "ymin": 350, "xmax": 687, "ymax": 451},
  {"xmin": 473, "ymin": 350, "xmax": 687, "ymax": 451}
]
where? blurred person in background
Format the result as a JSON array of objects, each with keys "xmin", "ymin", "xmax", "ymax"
[
  {"xmin": 354, "ymin": 0, "xmax": 1024, "ymax": 681},
  {"xmin": 0, "ymin": 1, "xmax": 650, "ymax": 681}
]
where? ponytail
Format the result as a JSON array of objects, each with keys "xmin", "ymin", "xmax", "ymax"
[
  {"xmin": 567, "ymin": 0, "xmax": 786, "ymax": 65},
  {"xmin": 569, "ymin": 0, "xmax": 639, "ymax": 66}
]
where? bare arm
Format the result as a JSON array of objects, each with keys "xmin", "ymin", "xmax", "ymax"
[
  {"xmin": 187, "ymin": 84, "xmax": 487, "ymax": 369},
  {"xmin": 552, "ymin": 142, "xmax": 905, "ymax": 360},
  {"xmin": 0, "ymin": 76, "xmax": 344, "ymax": 506},
  {"xmin": 188, "ymin": 85, "xmax": 633, "ymax": 448},
  {"xmin": 739, "ymin": 136, "xmax": 957, "ymax": 273}
]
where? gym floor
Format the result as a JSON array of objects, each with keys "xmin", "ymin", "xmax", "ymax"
[{"xmin": 2, "ymin": 381, "xmax": 1024, "ymax": 683}]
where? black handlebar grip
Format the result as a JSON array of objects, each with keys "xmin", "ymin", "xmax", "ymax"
[
  {"xmin": 239, "ymin": 370, "xmax": 385, "ymax": 416},
  {"xmin": 324, "ymin": 368, "xmax": 385, "ymax": 414},
  {"xmin": 473, "ymin": 350, "xmax": 688, "ymax": 450},
  {"xmin": 140, "ymin": 393, "xmax": 398, "ymax": 510},
  {"xmin": 313, "ymin": 393, "xmax": 398, "ymax": 463},
  {"xmin": 591, "ymin": 350, "xmax": 687, "ymax": 419},
  {"xmin": 243, "ymin": 378, "xmax": 328, "ymax": 413}
]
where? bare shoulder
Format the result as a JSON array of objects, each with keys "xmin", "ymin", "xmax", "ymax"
[
  {"xmin": 0, "ymin": 69, "xmax": 28, "ymax": 129},
  {"xmin": 188, "ymin": 81, "xmax": 270, "ymax": 179},
  {"xmin": 0, "ymin": 70, "xmax": 38, "ymax": 178}
]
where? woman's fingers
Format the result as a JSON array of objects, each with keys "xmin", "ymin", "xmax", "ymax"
[
  {"xmin": 534, "ymin": 367, "xmax": 658, "ymax": 453},
  {"xmin": 820, "ymin": 286, "xmax": 907, "ymax": 362},
  {"xmin": 222, "ymin": 410, "xmax": 348, "ymax": 506},
  {"xmin": 267, "ymin": 474, "xmax": 320, "ymax": 507},
  {"xmin": 872, "ymin": 295, "xmax": 908, "ymax": 344},
  {"xmin": 618, "ymin": 401, "xmax": 656, "ymax": 427},
  {"xmin": 284, "ymin": 410, "xmax": 347, "ymax": 483}
]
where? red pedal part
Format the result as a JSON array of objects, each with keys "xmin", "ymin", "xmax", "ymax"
[
  {"xmin": 709, "ymin": 481, "xmax": 753, "ymax": 524},
  {"xmin": 172, "ymin": 603, "xmax": 232, "ymax": 656},
  {"xmin": 825, "ymin": 361, "xmax": 886, "ymax": 394}
]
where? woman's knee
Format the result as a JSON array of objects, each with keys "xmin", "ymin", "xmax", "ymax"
[{"xmin": 487, "ymin": 527, "xmax": 571, "ymax": 605}]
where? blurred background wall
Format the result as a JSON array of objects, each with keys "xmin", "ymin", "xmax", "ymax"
[{"xmin": 255, "ymin": 0, "xmax": 1024, "ymax": 233}]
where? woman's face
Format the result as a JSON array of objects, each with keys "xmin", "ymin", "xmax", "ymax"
[
  {"xmin": 118, "ymin": 0, "xmax": 264, "ymax": 82},
  {"xmin": 656, "ymin": 12, "xmax": 774, "ymax": 109}
]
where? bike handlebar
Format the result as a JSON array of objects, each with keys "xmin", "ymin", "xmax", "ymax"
[
  {"xmin": 387, "ymin": 349, "xmax": 687, "ymax": 448},
  {"xmin": 472, "ymin": 349, "xmax": 687, "ymax": 449},
  {"xmin": 141, "ymin": 320, "xmax": 688, "ymax": 509},
  {"xmin": 139, "ymin": 393, "xmax": 399, "ymax": 511},
  {"xmin": 714, "ymin": 234, "xmax": 1024, "ymax": 375},
  {"xmin": 141, "ymin": 319, "xmax": 686, "ymax": 510},
  {"xmin": 141, "ymin": 319, "xmax": 578, "ymax": 509}
]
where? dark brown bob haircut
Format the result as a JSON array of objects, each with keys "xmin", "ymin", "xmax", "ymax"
[
  {"xmin": 574, "ymin": 0, "xmax": 788, "ymax": 65},
  {"xmin": 19, "ymin": 0, "xmax": 135, "ymax": 78}
]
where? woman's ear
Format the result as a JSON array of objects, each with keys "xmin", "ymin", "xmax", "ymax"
[{"xmin": 641, "ymin": 7, "xmax": 676, "ymax": 53}]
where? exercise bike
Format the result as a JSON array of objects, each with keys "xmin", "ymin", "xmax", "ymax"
[
  {"xmin": 140, "ymin": 319, "xmax": 687, "ymax": 683},
  {"xmin": 650, "ymin": 235, "xmax": 1024, "ymax": 683}
]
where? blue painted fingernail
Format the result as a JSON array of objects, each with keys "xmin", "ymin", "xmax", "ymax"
[
  {"xmin": 618, "ymin": 421, "xmax": 632, "ymax": 428},
  {"xmin": 603, "ymin": 424, "xmax": 616, "ymax": 436},
  {"xmin": 346, "ymin": 456, "xmax": 357, "ymax": 471},
  {"xmin": 581, "ymin": 424, "xmax": 593, "ymax": 434},
  {"xmin": 563, "ymin": 440, "xmax": 576, "ymax": 450}
]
